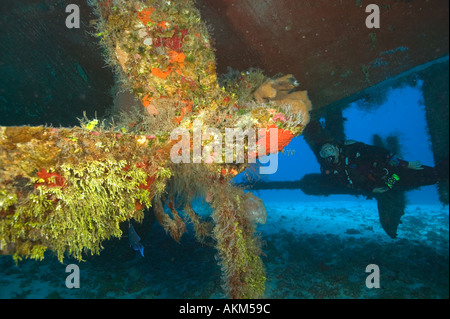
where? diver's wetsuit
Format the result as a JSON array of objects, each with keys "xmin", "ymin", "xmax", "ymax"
[
  {"xmin": 302, "ymin": 120, "xmax": 444, "ymax": 196},
  {"xmin": 320, "ymin": 141, "xmax": 440, "ymax": 194},
  {"xmin": 300, "ymin": 120, "xmax": 448, "ymax": 238}
]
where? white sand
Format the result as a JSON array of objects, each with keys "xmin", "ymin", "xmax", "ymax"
[{"xmin": 0, "ymin": 199, "xmax": 448, "ymax": 299}]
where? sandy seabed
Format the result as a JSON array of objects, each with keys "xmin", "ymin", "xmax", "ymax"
[{"xmin": 0, "ymin": 199, "xmax": 448, "ymax": 299}]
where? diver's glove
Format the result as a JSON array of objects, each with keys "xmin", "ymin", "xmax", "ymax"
[
  {"xmin": 389, "ymin": 155, "xmax": 423, "ymax": 170},
  {"xmin": 407, "ymin": 160, "xmax": 424, "ymax": 170}
]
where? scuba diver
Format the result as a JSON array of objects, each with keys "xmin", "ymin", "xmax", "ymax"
[
  {"xmin": 301, "ymin": 120, "xmax": 448, "ymax": 196},
  {"xmin": 299, "ymin": 120, "xmax": 449, "ymax": 238},
  {"xmin": 317, "ymin": 140, "xmax": 440, "ymax": 195}
]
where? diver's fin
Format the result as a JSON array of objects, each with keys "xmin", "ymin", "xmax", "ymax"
[{"xmin": 375, "ymin": 190, "xmax": 406, "ymax": 239}]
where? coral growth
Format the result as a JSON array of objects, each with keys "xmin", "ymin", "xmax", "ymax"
[
  {"xmin": 210, "ymin": 184, "xmax": 266, "ymax": 299},
  {"xmin": 0, "ymin": 0, "xmax": 312, "ymax": 298}
]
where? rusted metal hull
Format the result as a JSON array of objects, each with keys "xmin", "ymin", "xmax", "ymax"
[
  {"xmin": 197, "ymin": 0, "xmax": 449, "ymax": 109},
  {"xmin": 1, "ymin": 0, "xmax": 448, "ymax": 125}
]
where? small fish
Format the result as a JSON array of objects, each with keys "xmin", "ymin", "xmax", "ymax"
[{"xmin": 128, "ymin": 223, "xmax": 144, "ymax": 257}]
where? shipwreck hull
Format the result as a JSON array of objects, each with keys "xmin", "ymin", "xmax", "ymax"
[{"xmin": 1, "ymin": 0, "xmax": 448, "ymax": 125}]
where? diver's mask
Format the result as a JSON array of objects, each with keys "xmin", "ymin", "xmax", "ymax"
[{"xmin": 320, "ymin": 144, "xmax": 339, "ymax": 164}]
